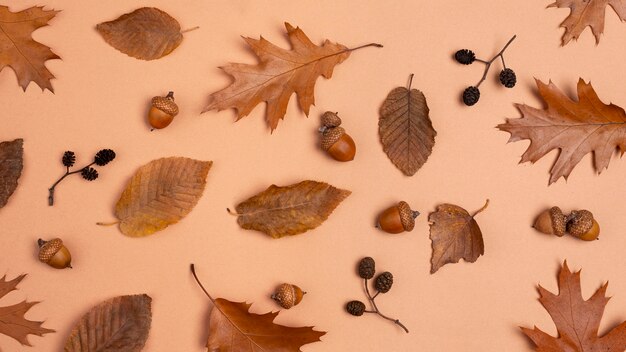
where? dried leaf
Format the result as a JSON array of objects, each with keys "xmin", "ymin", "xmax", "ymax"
[
  {"xmin": 97, "ymin": 7, "xmax": 192, "ymax": 60},
  {"xmin": 521, "ymin": 261, "xmax": 626, "ymax": 351},
  {"xmin": 65, "ymin": 294, "xmax": 152, "ymax": 352},
  {"xmin": 110, "ymin": 157, "xmax": 212, "ymax": 237},
  {"xmin": 428, "ymin": 200, "xmax": 488, "ymax": 274},
  {"xmin": 203, "ymin": 22, "xmax": 381, "ymax": 131},
  {"xmin": 0, "ymin": 274, "xmax": 55, "ymax": 346},
  {"xmin": 234, "ymin": 180, "xmax": 351, "ymax": 238},
  {"xmin": 0, "ymin": 139, "xmax": 23, "ymax": 209},
  {"xmin": 0, "ymin": 6, "xmax": 60, "ymax": 92},
  {"xmin": 548, "ymin": 0, "xmax": 626, "ymax": 45},
  {"xmin": 498, "ymin": 79, "xmax": 626, "ymax": 184},
  {"xmin": 379, "ymin": 75, "xmax": 436, "ymax": 176}
]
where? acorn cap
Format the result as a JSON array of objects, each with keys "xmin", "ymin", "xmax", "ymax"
[
  {"xmin": 567, "ymin": 210, "xmax": 594, "ymax": 237},
  {"xmin": 549, "ymin": 206, "xmax": 566, "ymax": 237},
  {"xmin": 321, "ymin": 127, "xmax": 346, "ymax": 151},
  {"xmin": 398, "ymin": 201, "xmax": 419, "ymax": 231},
  {"xmin": 38, "ymin": 238, "xmax": 63, "ymax": 263},
  {"xmin": 321, "ymin": 111, "xmax": 342, "ymax": 128},
  {"xmin": 152, "ymin": 93, "xmax": 179, "ymax": 116}
]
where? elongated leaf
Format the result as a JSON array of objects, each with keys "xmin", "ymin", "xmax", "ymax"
[
  {"xmin": 0, "ymin": 139, "xmax": 24, "ymax": 209},
  {"xmin": 234, "ymin": 180, "xmax": 351, "ymax": 238},
  {"xmin": 65, "ymin": 294, "xmax": 151, "ymax": 352},
  {"xmin": 112, "ymin": 157, "xmax": 212, "ymax": 237}
]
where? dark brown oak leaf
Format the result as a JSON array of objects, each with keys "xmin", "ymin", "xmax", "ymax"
[
  {"xmin": 0, "ymin": 139, "xmax": 23, "ymax": 209},
  {"xmin": 549, "ymin": 0, "xmax": 626, "ymax": 45},
  {"xmin": 202, "ymin": 22, "xmax": 382, "ymax": 132},
  {"xmin": 231, "ymin": 180, "xmax": 351, "ymax": 238},
  {"xmin": 379, "ymin": 74, "xmax": 436, "ymax": 176},
  {"xmin": 521, "ymin": 261, "xmax": 626, "ymax": 351},
  {"xmin": 498, "ymin": 79, "xmax": 626, "ymax": 185},
  {"xmin": 0, "ymin": 274, "xmax": 55, "ymax": 346},
  {"xmin": 428, "ymin": 200, "xmax": 488, "ymax": 274},
  {"xmin": 0, "ymin": 5, "xmax": 60, "ymax": 92}
]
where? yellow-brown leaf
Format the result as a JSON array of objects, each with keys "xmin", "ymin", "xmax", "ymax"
[
  {"xmin": 548, "ymin": 0, "xmax": 626, "ymax": 45},
  {"xmin": 0, "ymin": 139, "xmax": 23, "ymax": 209}
]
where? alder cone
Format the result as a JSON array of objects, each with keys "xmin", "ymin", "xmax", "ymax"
[{"xmin": 0, "ymin": 139, "xmax": 23, "ymax": 209}]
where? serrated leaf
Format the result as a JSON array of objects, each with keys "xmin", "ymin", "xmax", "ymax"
[
  {"xmin": 548, "ymin": 0, "xmax": 626, "ymax": 45},
  {"xmin": 65, "ymin": 294, "xmax": 152, "ymax": 352},
  {"xmin": 96, "ymin": 7, "xmax": 189, "ymax": 60},
  {"xmin": 234, "ymin": 180, "xmax": 351, "ymax": 238},
  {"xmin": 379, "ymin": 76, "xmax": 436, "ymax": 176},
  {"xmin": 111, "ymin": 157, "xmax": 212, "ymax": 237},
  {"xmin": 0, "ymin": 139, "xmax": 24, "ymax": 209}
]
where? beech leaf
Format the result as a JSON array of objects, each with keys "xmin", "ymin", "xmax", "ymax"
[
  {"xmin": 203, "ymin": 22, "xmax": 382, "ymax": 131},
  {"xmin": 0, "ymin": 5, "xmax": 60, "ymax": 92},
  {"xmin": 104, "ymin": 157, "xmax": 212, "ymax": 237},
  {"xmin": 65, "ymin": 294, "xmax": 152, "ymax": 352},
  {"xmin": 548, "ymin": 0, "xmax": 626, "ymax": 45},
  {"xmin": 498, "ymin": 79, "xmax": 626, "ymax": 184},
  {"xmin": 97, "ymin": 7, "xmax": 195, "ymax": 60},
  {"xmin": 428, "ymin": 200, "xmax": 488, "ymax": 274},
  {"xmin": 233, "ymin": 180, "xmax": 351, "ymax": 238},
  {"xmin": 379, "ymin": 74, "xmax": 436, "ymax": 176},
  {"xmin": 0, "ymin": 274, "xmax": 55, "ymax": 346},
  {"xmin": 521, "ymin": 261, "xmax": 626, "ymax": 351},
  {"xmin": 0, "ymin": 139, "xmax": 23, "ymax": 209}
]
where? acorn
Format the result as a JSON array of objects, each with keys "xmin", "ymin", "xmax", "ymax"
[
  {"xmin": 376, "ymin": 201, "xmax": 419, "ymax": 234},
  {"xmin": 567, "ymin": 210, "xmax": 600, "ymax": 241},
  {"xmin": 533, "ymin": 206, "xmax": 566, "ymax": 237},
  {"xmin": 148, "ymin": 91, "xmax": 179, "ymax": 130},
  {"xmin": 319, "ymin": 112, "xmax": 356, "ymax": 162},
  {"xmin": 271, "ymin": 283, "xmax": 306, "ymax": 309},
  {"xmin": 38, "ymin": 238, "xmax": 72, "ymax": 269}
]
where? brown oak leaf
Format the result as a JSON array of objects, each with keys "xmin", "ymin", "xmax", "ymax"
[
  {"xmin": 0, "ymin": 139, "xmax": 23, "ymax": 209},
  {"xmin": 521, "ymin": 261, "xmax": 626, "ymax": 351},
  {"xmin": 65, "ymin": 294, "xmax": 152, "ymax": 351},
  {"xmin": 0, "ymin": 274, "xmax": 54, "ymax": 346},
  {"xmin": 0, "ymin": 6, "xmax": 60, "ymax": 92},
  {"xmin": 232, "ymin": 180, "xmax": 351, "ymax": 238},
  {"xmin": 428, "ymin": 200, "xmax": 488, "ymax": 274},
  {"xmin": 549, "ymin": 0, "xmax": 626, "ymax": 45},
  {"xmin": 379, "ymin": 74, "xmax": 436, "ymax": 176},
  {"xmin": 202, "ymin": 22, "xmax": 381, "ymax": 131},
  {"xmin": 498, "ymin": 79, "xmax": 626, "ymax": 184}
]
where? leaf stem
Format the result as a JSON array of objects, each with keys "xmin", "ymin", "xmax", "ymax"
[
  {"xmin": 407, "ymin": 73, "xmax": 414, "ymax": 90},
  {"xmin": 471, "ymin": 199, "xmax": 490, "ymax": 218},
  {"xmin": 226, "ymin": 208, "xmax": 240, "ymax": 216},
  {"xmin": 96, "ymin": 221, "xmax": 119, "ymax": 226},
  {"xmin": 48, "ymin": 162, "xmax": 95, "ymax": 206},
  {"xmin": 346, "ymin": 43, "xmax": 384, "ymax": 52},
  {"xmin": 475, "ymin": 35, "xmax": 516, "ymax": 88},
  {"xmin": 180, "ymin": 26, "xmax": 200, "ymax": 34},
  {"xmin": 190, "ymin": 264, "xmax": 215, "ymax": 303},
  {"xmin": 363, "ymin": 278, "xmax": 409, "ymax": 333}
]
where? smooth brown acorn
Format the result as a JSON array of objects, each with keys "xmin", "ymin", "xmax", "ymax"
[
  {"xmin": 38, "ymin": 238, "xmax": 72, "ymax": 269},
  {"xmin": 376, "ymin": 201, "xmax": 419, "ymax": 234},
  {"xmin": 319, "ymin": 111, "xmax": 356, "ymax": 162},
  {"xmin": 567, "ymin": 210, "xmax": 600, "ymax": 241},
  {"xmin": 148, "ymin": 91, "xmax": 179, "ymax": 130},
  {"xmin": 533, "ymin": 206, "xmax": 566, "ymax": 237},
  {"xmin": 271, "ymin": 283, "xmax": 306, "ymax": 309}
]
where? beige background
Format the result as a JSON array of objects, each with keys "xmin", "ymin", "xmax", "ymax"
[{"xmin": 1, "ymin": 0, "xmax": 626, "ymax": 351}]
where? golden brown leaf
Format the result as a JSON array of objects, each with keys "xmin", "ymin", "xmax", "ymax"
[
  {"xmin": 498, "ymin": 79, "xmax": 626, "ymax": 184},
  {"xmin": 65, "ymin": 294, "xmax": 152, "ymax": 352},
  {"xmin": 97, "ymin": 7, "xmax": 192, "ymax": 60},
  {"xmin": 0, "ymin": 6, "xmax": 60, "ymax": 91},
  {"xmin": 379, "ymin": 75, "xmax": 436, "ymax": 176},
  {"xmin": 0, "ymin": 274, "xmax": 55, "ymax": 346},
  {"xmin": 0, "ymin": 139, "xmax": 23, "ymax": 209},
  {"xmin": 548, "ymin": 0, "xmax": 626, "ymax": 45},
  {"xmin": 233, "ymin": 180, "xmax": 351, "ymax": 238},
  {"xmin": 107, "ymin": 157, "xmax": 212, "ymax": 237},
  {"xmin": 521, "ymin": 261, "xmax": 626, "ymax": 351},
  {"xmin": 428, "ymin": 200, "xmax": 488, "ymax": 274},
  {"xmin": 203, "ymin": 22, "xmax": 381, "ymax": 131}
]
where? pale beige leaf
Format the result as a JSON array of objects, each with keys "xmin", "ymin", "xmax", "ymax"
[
  {"xmin": 96, "ymin": 7, "xmax": 185, "ymax": 60},
  {"xmin": 549, "ymin": 0, "xmax": 626, "ymax": 45},
  {"xmin": 0, "ymin": 139, "xmax": 23, "ymax": 209},
  {"xmin": 65, "ymin": 294, "xmax": 152, "ymax": 352},
  {"xmin": 112, "ymin": 157, "xmax": 212, "ymax": 237}
]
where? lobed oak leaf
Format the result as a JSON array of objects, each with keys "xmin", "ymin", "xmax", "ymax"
[
  {"xmin": 548, "ymin": 0, "xmax": 626, "ymax": 45},
  {"xmin": 0, "ymin": 5, "xmax": 60, "ymax": 92},
  {"xmin": 203, "ymin": 22, "xmax": 381, "ymax": 132},
  {"xmin": 498, "ymin": 79, "xmax": 626, "ymax": 184},
  {"xmin": 521, "ymin": 261, "xmax": 626, "ymax": 351},
  {"xmin": 0, "ymin": 139, "xmax": 23, "ymax": 209}
]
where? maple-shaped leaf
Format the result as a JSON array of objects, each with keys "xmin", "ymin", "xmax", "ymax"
[
  {"xmin": 521, "ymin": 261, "xmax": 626, "ymax": 351},
  {"xmin": 203, "ymin": 22, "xmax": 381, "ymax": 131},
  {"xmin": 498, "ymin": 79, "xmax": 626, "ymax": 184},
  {"xmin": 0, "ymin": 274, "xmax": 55, "ymax": 346},
  {"xmin": 0, "ymin": 5, "xmax": 60, "ymax": 92},
  {"xmin": 549, "ymin": 0, "xmax": 626, "ymax": 45}
]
